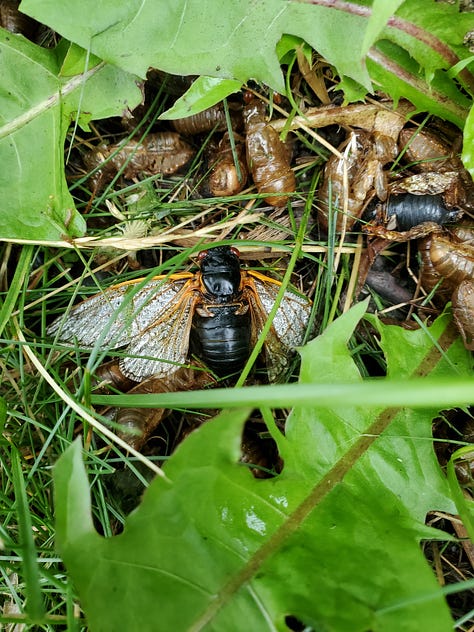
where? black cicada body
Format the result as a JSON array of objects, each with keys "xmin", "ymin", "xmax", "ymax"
[
  {"xmin": 191, "ymin": 247, "xmax": 252, "ymax": 376},
  {"xmin": 47, "ymin": 246, "xmax": 312, "ymax": 382},
  {"xmin": 383, "ymin": 193, "xmax": 461, "ymax": 231}
]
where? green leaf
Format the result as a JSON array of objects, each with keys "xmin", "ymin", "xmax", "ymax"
[
  {"xmin": 391, "ymin": 0, "xmax": 474, "ymax": 79},
  {"xmin": 160, "ymin": 76, "xmax": 242, "ymax": 120},
  {"xmin": 0, "ymin": 31, "xmax": 142, "ymax": 240},
  {"xmin": 11, "ymin": 448, "xmax": 45, "ymax": 621},
  {"xmin": 446, "ymin": 447, "xmax": 474, "ymax": 543},
  {"xmin": 54, "ymin": 306, "xmax": 472, "ymax": 631},
  {"xmin": 20, "ymin": 0, "xmax": 373, "ymax": 92},
  {"xmin": 361, "ymin": 0, "xmax": 406, "ymax": 55},
  {"xmin": 462, "ymin": 103, "xmax": 474, "ymax": 177},
  {"xmin": 367, "ymin": 39, "xmax": 472, "ymax": 127}
]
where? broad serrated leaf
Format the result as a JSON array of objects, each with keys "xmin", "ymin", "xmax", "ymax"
[
  {"xmin": 20, "ymin": 0, "xmax": 373, "ymax": 93},
  {"xmin": 54, "ymin": 305, "xmax": 472, "ymax": 631},
  {"xmin": 367, "ymin": 38, "xmax": 472, "ymax": 127},
  {"xmin": 18, "ymin": 0, "xmax": 474, "ymax": 134},
  {"xmin": 0, "ymin": 31, "xmax": 142, "ymax": 241}
]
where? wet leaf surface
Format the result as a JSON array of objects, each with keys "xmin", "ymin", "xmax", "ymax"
[{"xmin": 54, "ymin": 304, "xmax": 472, "ymax": 631}]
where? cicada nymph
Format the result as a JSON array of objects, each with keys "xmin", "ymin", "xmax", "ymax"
[
  {"xmin": 83, "ymin": 132, "xmax": 195, "ymax": 191},
  {"xmin": 243, "ymin": 96, "xmax": 296, "ymax": 207},
  {"xmin": 48, "ymin": 246, "xmax": 312, "ymax": 383},
  {"xmin": 419, "ymin": 223, "xmax": 474, "ymax": 295},
  {"xmin": 317, "ymin": 105, "xmax": 410, "ymax": 234},
  {"xmin": 452, "ymin": 280, "xmax": 474, "ymax": 351}
]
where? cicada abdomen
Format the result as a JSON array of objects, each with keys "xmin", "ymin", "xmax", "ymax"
[
  {"xmin": 243, "ymin": 97, "xmax": 295, "ymax": 207},
  {"xmin": 83, "ymin": 132, "xmax": 195, "ymax": 191},
  {"xmin": 370, "ymin": 193, "xmax": 462, "ymax": 232}
]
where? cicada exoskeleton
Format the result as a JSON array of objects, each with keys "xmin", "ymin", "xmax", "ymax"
[
  {"xmin": 243, "ymin": 96, "xmax": 296, "ymax": 208},
  {"xmin": 83, "ymin": 132, "xmax": 195, "ymax": 191},
  {"xmin": 48, "ymin": 246, "xmax": 312, "ymax": 383}
]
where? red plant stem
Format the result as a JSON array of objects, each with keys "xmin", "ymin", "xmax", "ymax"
[{"xmin": 293, "ymin": 0, "xmax": 474, "ymax": 93}]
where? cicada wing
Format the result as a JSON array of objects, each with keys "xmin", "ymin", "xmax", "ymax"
[
  {"xmin": 119, "ymin": 289, "xmax": 199, "ymax": 381},
  {"xmin": 245, "ymin": 273, "xmax": 312, "ymax": 381},
  {"xmin": 47, "ymin": 275, "xmax": 192, "ymax": 350}
]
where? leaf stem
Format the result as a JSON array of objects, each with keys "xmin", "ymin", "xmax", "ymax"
[{"xmin": 293, "ymin": 0, "xmax": 474, "ymax": 93}]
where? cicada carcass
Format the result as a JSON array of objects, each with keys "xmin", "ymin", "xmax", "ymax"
[
  {"xmin": 318, "ymin": 129, "xmax": 398, "ymax": 233},
  {"xmin": 452, "ymin": 280, "xmax": 474, "ymax": 351},
  {"xmin": 243, "ymin": 96, "xmax": 296, "ymax": 207},
  {"xmin": 419, "ymin": 222, "xmax": 474, "ymax": 296},
  {"xmin": 366, "ymin": 192, "xmax": 462, "ymax": 232},
  {"xmin": 48, "ymin": 246, "xmax": 312, "ymax": 382}
]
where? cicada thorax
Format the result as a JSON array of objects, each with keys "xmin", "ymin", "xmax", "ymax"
[{"xmin": 191, "ymin": 247, "xmax": 252, "ymax": 376}]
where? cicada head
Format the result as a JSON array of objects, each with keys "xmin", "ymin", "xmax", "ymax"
[{"xmin": 198, "ymin": 246, "xmax": 242, "ymax": 301}]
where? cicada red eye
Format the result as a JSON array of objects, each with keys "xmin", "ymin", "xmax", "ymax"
[
  {"xmin": 197, "ymin": 250, "xmax": 209, "ymax": 261},
  {"xmin": 230, "ymin": 246, "xmax": 240, "ymax": 258}
]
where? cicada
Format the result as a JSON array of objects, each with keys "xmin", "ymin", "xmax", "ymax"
[{"xmin": 48, "ymin": 246, "xmax": 312, "ymax": 382}]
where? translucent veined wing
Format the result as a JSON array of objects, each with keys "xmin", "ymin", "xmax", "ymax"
[
  {"xmin": 48, "ymin": 273, "xmax": 200, "ymax": 380},
  {"xmin": 244, "ymin": 271, "xmax": 312, "ymax": 381},
  {"xmin": 47, "ymin": 274, "xmax": 194, "ymax": 350},
  {"xmin": 118, "ymin": 288, "xmax": 199, "ymax": 381}
]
